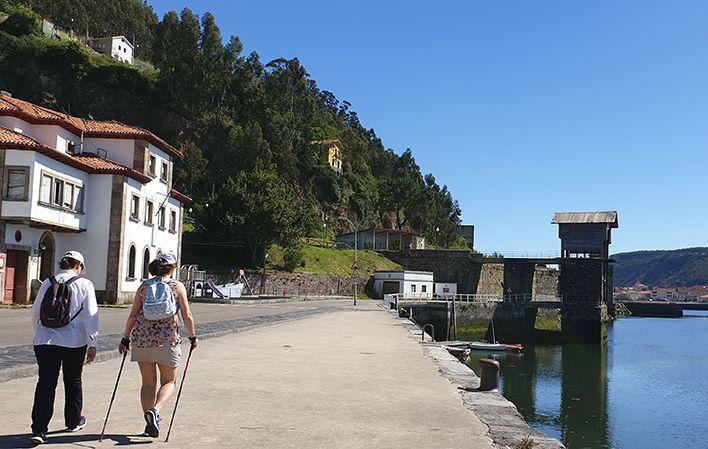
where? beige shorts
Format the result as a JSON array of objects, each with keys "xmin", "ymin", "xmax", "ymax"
[{"xmin": 131, "ymin": 344, "xmax": 181, "ymax": 368}]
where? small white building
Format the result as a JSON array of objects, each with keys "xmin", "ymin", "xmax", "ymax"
[
  {"xmin": 0, "ymin": 93, "xmax": 188, "ymax": 304},
  {"xmin": 88, "ymin": 35, "xmax": 134, "ymax": 64},
  {"xmin": 434, "ymin": 282, "xmax": 457, "ymax": 297},
  {"xmin": 372, "ymin": 270, "xmax": 434, "ymax": 299}
]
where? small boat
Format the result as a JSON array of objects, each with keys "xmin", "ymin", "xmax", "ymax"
[
  {"xmin": 468, "ymin": 342, "xmax": 523, "ymax": 352},
  {"xmin": 443, "ymin": 345, "xmax": 471, "ymax": 357}
]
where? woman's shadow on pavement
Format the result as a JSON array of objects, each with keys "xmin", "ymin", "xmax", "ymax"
[{"xmin": 0, "ymin": 432, "xmax": 154, "ymax": 448}]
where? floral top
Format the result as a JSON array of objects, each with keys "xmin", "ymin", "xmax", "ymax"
[{"xmin": 131, "ymin": 279, "xmax": 181, "ymax": 348}]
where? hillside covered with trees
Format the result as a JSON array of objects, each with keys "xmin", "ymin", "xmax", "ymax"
[
  {"xmin": 0, "ymin": 0, "xmax": 465, "ymax": 268},
  {"xmin": 612, "ymin": 248, "xmax": 708, "ymax": 288}
]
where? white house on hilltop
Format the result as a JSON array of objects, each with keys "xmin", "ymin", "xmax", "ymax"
[
  {"xmin": 0, "ymin": 92, "xmax": 189, "ymax": 304},
  {"xmin": 88, "ymin": 35, "xmax": 134, "ymax": 65}
]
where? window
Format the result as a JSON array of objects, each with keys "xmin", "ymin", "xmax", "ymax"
[
  {"xmin": 158, "ymin": 205, "xmax": 166, "ymax": 229},
  {"xmin": 145, "ymin": 200, "xmax": 154, "ymax": 225},
  {"xmin": 127, "ymin": 245, "xmax": 136, "ymax": 280},
  {"xmin": 148, "ymin": 154, "xmax": 156, "ymax": 176},
  {"xmin": 38, "ymin": 171, "xmax": 83, "ymax": 212},
  {"xmin": 142, "ymin": 248, "xmax": 150, "ymax": 279},
  {"xmin": 421, "ymin": 285, "xmax": 427, "ymax": 293},
  {"xmin": 130, "ymin": 195, "xmax": 140, "ymax": 220},
  {"xmin": 169, "ymin": 209, "xmax": 177, "ymax": 233},
  {"xmin": 63, "ymin": 183, "xmax": 74, "ymax": 208},
  {"xmin": 67, "ymin": 141, "xmax": 76, "ymax": 154},
  {"xmin": 52, "ymin": 178, "xmax": 63, "ymax": 206},
  {"xmin": 159, "ymin": 161, "xmax": 168, "ymax": 183},
  {"xmin": 411, "ymin": 284, "xmax": 416, "ymax": 293},
  {"xmin": 3, "ymin": 166, "xmax": 29, "ymax": 201}
]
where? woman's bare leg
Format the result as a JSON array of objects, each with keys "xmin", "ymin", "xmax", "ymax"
[
  {"xmin": 138, "ymin": 362, "xmax": 158, "ymax": 412},
  {"xmin": 154, "ymin": 363, "xmax": 178, "ymax": 414}
]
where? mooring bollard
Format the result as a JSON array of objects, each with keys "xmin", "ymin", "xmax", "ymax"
[{"xmin": 478, "ymin": 358, "xmax": 500, "ymax": 391}]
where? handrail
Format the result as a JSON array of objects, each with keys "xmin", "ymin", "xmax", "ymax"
[{"xmin": 384, "ymin": 292, "xmax": 563, "ymax": 309}]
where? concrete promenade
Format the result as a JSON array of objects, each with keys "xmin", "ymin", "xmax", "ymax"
[
  {"xmin": 0, "ymin": 301, "xmax": 347, "ymax": 381},
  {"xmin": 0, "ymin": 303, "xmax": 496, "ymax": 448}
]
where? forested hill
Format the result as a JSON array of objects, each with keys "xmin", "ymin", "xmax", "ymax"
[
  {"xmin": 0, "ymin": 0, "xmax": 466, "ymax": 267},
  {"xmin": 612, "ymin": 248, "xmax": 708, "ymax": 288}
]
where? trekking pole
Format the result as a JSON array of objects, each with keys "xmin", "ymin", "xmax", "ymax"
[
  {"xmin": 99, "ymin": 350, "xmax": 128, "ymax": 442},
  {"xmin": 165, "ymin": 344, "xmax": 195, "ymax": 442}
]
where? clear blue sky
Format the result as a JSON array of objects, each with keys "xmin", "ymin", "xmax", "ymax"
[{"xmin": 151, "ymin": 0, "xmax": 708, "ymax": 254}]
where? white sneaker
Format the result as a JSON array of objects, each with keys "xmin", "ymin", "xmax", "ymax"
[{"xmin": 66, "ymin": 416, "xmax": 87, "ymax": 432}]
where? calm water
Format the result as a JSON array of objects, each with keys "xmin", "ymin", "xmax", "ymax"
[{"xmin": 467, "ymin": 310, "xmax": 708, "ymax": 449}]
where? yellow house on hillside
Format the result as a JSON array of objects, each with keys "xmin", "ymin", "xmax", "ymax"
[{"xmin": 310, "ymin": 139, "xmax": 343, "ymax": 173}]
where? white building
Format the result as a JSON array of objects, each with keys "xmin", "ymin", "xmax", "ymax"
[
  {"xmin": 372, "ymin": 270, "xmax": 434, "ymax": 299},
  {"xmin": 434, "ymin": 282, "xmax": 457, "ymax": 297},
  {"xmin": 0, "ymin": 93, "xmax": 189, "ymax": 304},
  {"xmin": 88, "ymin": 35, "xmax": 134, "ymax": 64}
]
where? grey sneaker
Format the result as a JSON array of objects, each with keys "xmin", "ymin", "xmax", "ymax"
[
  {"xmin": 144, "ymin": 409, "xmax": 160, "ymax": 438},
  {"xmin": 66, "ymin": 416, "xmax": 87, "ymax": 432}
]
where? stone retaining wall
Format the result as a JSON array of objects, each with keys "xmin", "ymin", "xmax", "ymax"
[{"xmin": 209, "ymin": 271, "xmax": 356, "ymax": 296}]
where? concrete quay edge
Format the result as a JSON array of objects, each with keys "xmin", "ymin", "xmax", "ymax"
[{"xmin": 393, "ymin": 311, "xmax": 565, "ymax": 449}]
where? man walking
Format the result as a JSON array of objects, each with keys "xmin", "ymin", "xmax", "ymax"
[{"xmin": 29, "ymin": 251, "xmax": 99, "ymax": 445}]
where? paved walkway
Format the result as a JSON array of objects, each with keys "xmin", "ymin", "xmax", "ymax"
[
  {"xmin": 0, "ymin": 304, "xmax": 494, "ymax": 448},
  {"xmin": 0, "ymin": 301, "xmax": 349, "ymax": 381}
]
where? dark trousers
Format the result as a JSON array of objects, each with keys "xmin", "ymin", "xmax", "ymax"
[{"xmin": 31, "ymin": 345, "xmax": 87, "ymax": 434}]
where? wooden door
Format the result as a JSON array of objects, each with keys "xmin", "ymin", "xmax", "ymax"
[{"xmin": 4, "ymin": 250, "xmax": 17, "ymax": 303}]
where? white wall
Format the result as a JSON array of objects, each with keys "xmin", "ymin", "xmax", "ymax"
[
  {"xmin": 434, "ymin": 283, "xmax": 457, "ymax": 296},
  {"xmin": 111, "ymin": 37, "xmax": 133, "ymax": 64},
  {"xmin": 61, "ymin": 174, "xmax": 113, "ymax": 290},
  {"xmin": 0, "ymin": 118, "xmax": 80, "ymax": 153},
  {"xmin": 82, "ymin": 137, "xmax": 134, "ymax": 166}
]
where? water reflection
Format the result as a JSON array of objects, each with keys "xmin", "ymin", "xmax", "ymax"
[
  {"xmin": 469, "ymin": 345, "xmax": 611, "ymax": 449},
  {"xmin": 466, "ymin": 311, "xmax": 708, "ymax": 449}
]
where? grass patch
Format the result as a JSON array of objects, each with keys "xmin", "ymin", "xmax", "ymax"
[
  {"xmin": 455, "ymin": 323, "xmax": 490, "ymax": 341},
  {"xmin": 268, "ymin": 244, "xmax": 401, "ymax": 276}
]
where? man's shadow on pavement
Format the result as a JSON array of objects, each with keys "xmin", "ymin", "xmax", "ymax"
[{"xmin": 0, "ymin": 432, "xmax": 154, "ymax": 448}]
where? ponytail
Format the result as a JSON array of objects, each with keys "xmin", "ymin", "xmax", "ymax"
[{"xmin": 148, "ymin": 258, "xmax": 175, "ymax": 277}]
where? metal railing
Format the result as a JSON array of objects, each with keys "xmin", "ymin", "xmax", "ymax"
[
  {"xmin": 477, "ymin": 251, "xmax": 561, "ymax": 259},
  {"xmin": 384, "ymin": 292, "xmax": 563, "ymax": 309}
]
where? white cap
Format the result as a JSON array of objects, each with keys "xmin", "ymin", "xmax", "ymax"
[
  {"xmin": 62, "ymin": 250, "xmax": 85, "ymax": 266},
  {"xmin": 156, "ymin": 250, "xmax": 177, "ymax": 265}
]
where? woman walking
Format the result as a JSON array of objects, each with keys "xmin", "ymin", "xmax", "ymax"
[{"xmin": 118, "ymin": 250, "xmax": 197, "ymax": 438}]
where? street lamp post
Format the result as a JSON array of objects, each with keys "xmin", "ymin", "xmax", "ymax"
[{"xmin": 333, "ymin": 216, "xmax": 358, "ymax": 306}]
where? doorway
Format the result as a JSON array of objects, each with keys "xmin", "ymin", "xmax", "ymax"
[
  {"xmin": 4, "ymin": 249, "xmax": 29, "ymax": 303},
  {"xmin": 39, "ymin": 232, "xmax": 55, "ymax": 281}
]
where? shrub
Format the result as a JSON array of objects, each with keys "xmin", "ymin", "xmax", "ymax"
[
  {"xmin": 514, "ymin": 436, "xmax": 538, "ymax": 449},
  {"xmin": 283, "ymin": 245, "xmax": 305, "ymax": 272},
  {"xmin": 0, "ymin": 5, "xmax": 41, "ymax": 36}
]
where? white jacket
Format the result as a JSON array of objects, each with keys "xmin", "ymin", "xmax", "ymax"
[{"xmin": 31, "ymin": 270, "xmax": 99, "ymax": 348}]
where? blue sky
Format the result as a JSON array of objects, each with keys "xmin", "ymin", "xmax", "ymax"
[{"xmin": 151, "ymin": 0, "xmax": 708, "ymax": 254}]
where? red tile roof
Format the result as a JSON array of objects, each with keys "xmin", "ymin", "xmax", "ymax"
[
  {"xmin": 0, "ymin": 94, "xmax": 182, "ymax": 158},
  {"xmin": 0, "ymin": 126, "xmax": 151, "ymax": 184}
]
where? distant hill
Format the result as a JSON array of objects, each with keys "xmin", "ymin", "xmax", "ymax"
[{"xmin": 612, "ymin": 248, "xmax": 708, "ymax": 288}]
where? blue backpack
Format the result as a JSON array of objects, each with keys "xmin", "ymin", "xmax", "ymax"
[{"xmin": 143, "ymin": 277, "xmax": 177, "ymax": 320}]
